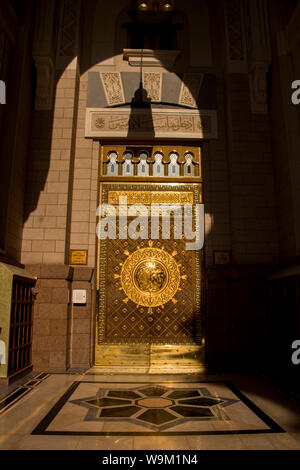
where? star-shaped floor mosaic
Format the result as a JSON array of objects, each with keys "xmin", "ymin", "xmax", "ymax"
[
  {"xmin": 32, "ymin": 381, "xmax": 284, "ymax": 435},
  {"xmin": 70, "ymin": 384, "xmax": 238, "ymax": 431}
]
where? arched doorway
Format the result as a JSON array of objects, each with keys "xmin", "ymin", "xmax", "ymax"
[{"xmin": 94, "ymin": 142, "xmax": 204, "ymax": 368}]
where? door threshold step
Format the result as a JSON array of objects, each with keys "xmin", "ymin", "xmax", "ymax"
[{"xmin": 88, "ymin": 365, "xmax": 207, "ymax": 375}]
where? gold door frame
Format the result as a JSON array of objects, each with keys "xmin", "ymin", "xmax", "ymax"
[{"xmin": 94, "ymin": 182, "xmax": 204, "ymax": 367}]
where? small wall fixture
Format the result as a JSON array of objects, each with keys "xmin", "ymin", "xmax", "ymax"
[
  {"xmin": 162, "ymin": 3, "xmax": 172, "ymax": 11},
  {"xmin": 214, "ymin": 251, "xmax": 231, "ymax": 266},
  {"xmin": 72, "ymin": 289, "xmax": 87, "ymax": 305},
  {"xmin": 138, "ymin": 1, "xmax": 174, "ymax": 12},
  {"xmin": 138, "ymin": 2, "xmax": 149, "ymax": 11}
]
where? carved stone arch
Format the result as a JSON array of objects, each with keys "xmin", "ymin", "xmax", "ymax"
[{"xmin": 168, "ymin": 151, "xmax": 180, "ymax": 177}]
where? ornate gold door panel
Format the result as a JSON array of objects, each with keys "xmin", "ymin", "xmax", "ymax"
[{"xmin": 95, "ymin": 183, "xmax": 204, "ymax": 367}]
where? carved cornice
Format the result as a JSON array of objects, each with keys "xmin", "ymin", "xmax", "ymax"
[{"xmin": 123, "ymin": 49, "xmax": 180, "ymax": 68}]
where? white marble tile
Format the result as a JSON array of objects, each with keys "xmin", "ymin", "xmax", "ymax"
[
  {"xmin": 75, "ymin": 436, "xmax": 134, "ymax": 450},
  {"xmin": 289, "ymin": 433, "xmax": 300, "ymax": 447},
  {"xmin": 239, "ymin": 435, "xmax": 277, "ymax": 450},
  {"xmin": 19, "ymin": 435, "xmax": 80, "ymax": 450},
  {"xmin": 0, "ymin": 434, "xmax": 27, "ymax": 450},
  {"xmin": 134, "ymin": 436, "xmax": 190, "ymax": 450},
  {"xmin": 187, "ymin": 435, "xmax": 246, "ymax": 450},
  {"xmin": 268, "ymin": 433, "xmax": 300, "ymax": 450}
]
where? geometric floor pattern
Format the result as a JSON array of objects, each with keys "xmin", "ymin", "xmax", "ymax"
[
  {"xmin": 0, "ymin": 373, "xmax": 50, "ymax": 415},
  {"xmin": 32, "ymin": 381, "xmax": 284, "ymax": 436}
]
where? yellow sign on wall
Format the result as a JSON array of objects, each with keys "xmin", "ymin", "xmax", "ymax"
[{"xmin": 70, "ymin": 250, "xmax": 88, "ymax": 265}]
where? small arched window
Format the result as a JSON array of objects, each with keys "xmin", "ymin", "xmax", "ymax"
[
  {"xmin": 184, "ymin": 152, "xmax": 194, "ymax": 176},
  {"xmin": 137, "ymin": 152, "xmax": 149, "ymax": 176},
  {"xmin": 153, "ymin": 152, "xmax": 164, "ymax": 176},
  {"xmin": 122, "ymin": 152, "xmax": 134, "ymax": 176},
  {"xmin": 168, "ymin": 152, "xmax": 180, "ymax": 177},
  {"xmin": 107, "ymin": 151, "xmax": 118, "ymax": 176}
]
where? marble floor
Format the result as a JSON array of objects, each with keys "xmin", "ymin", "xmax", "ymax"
[{"xmin": 0, "ymin": 369, "xmax": 299, "ymax": 450}]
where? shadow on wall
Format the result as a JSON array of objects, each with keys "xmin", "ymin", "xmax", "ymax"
[
  {"xmin": 127, "ymin": 81, "xmax": 155, "ymax": 139},
  {"xmin": 23, "ymin": 0, "xmax": 213, "ymax": 224}
]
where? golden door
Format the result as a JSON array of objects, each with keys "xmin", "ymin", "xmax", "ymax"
[{"xmin": 95, "ymin": 182, "xmax": 204, "ymax": 368}]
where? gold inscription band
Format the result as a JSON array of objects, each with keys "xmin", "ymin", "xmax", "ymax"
[{"xmin": 107, "ymin": 191, "xmax": 194, "ymax": 205}]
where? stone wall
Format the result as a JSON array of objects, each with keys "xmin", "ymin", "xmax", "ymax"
[{"xmin": 25, "ymin": 264, "xmax": 94, "ymax": 372}]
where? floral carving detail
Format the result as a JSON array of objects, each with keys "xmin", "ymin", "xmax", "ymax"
[
  {"xmin": 100, "ymin": 72, "xmax": 125, "ymax": 106},
  {"xmin": 95, "ymin": 118, "xmax": 105, "ymax": 128},
  {"xmin": 179, "ymin": 74, "xmax": 203, "ymax": 108}
]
